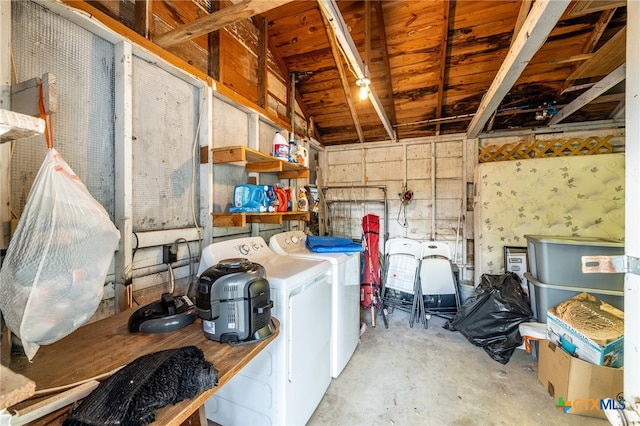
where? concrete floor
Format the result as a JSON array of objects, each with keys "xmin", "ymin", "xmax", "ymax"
[{"xmin": 307, "ymin": 309, "xmax": 608, "ymax": 426}]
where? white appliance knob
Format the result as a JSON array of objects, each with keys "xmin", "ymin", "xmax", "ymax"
[
  {"xmin": 252, "ymin": 243, "xmax": 260, "ymax": 251},
  {"xmin": 239, "ymin": 244, "xmax": 250, "ymax": 255},
  {"xmin": 291, "ymin": 236, "xmax": 299, "ymax": 244},
  {"xmin": 285, "ymin": 238, "xmax": 291, "ymax": 244}
]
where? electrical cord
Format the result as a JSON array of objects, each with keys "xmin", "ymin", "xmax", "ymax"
[
  {"xmin": 397, "ymin": 202, "xmax": 409, "ymax": 228},
  {"xmin": 173, "ymin": 237, "xmax": 194, "ymax": 297},
  {"xmin": 191, "ymin": 95, "xmax": 205, "ymax": 272}
]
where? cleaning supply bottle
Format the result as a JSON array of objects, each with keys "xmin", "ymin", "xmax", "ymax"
[
  {"xmin": 229, "ymin": 184, "xmax": 269, "ymax": 212},
  {"xmin": 298, "ymin": 187, "xmax": 309, "ymax": 211},
  {"xmin": 284, "ymin": 187, "xmax": 293, "ymax": 211},
  {"xmin": 288, "ymin": 140, "xmax": 298, "ymax": 163},
  {"xmin": 273, "ymin": 131, "xmax": 288, "ymax": 160},
  {"xmin": 297, "ymin": 145, "xmax": 309, "ymax": 167},
  {"xmin": 274, "ymin": 186, "xmax": 288, "ymax": 212}
]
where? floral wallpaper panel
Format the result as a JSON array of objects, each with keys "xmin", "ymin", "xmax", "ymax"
[{"xmin": 474, "ymin": 154, "xmax": 625, "ymax": 282}]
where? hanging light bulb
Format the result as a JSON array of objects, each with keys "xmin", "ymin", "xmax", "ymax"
[{"xmin": 357, "ymin": 77, "xmax": 370, "ymax": 100}]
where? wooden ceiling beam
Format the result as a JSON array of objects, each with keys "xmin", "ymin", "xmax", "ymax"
[
  {"xmin": 319, "ymin": 9, "xmax": 365, "ymax": 143},
  {"xmin": 373, "ymin": 1, "xmax": 397, "ymax": 127},
  {"xmin": 434, "ymin": 0, "xmax": 451, "ymax": 135},
  {"xmin": 466, "ymin": 0, "xmax": 571, "ymax": 138},
  {"xmin": 318, "ymin": 0, "xmax": 396, "ymax": 141},
  {"xmin": 511, "ymin": 0, "xmax": 533, "ymax": 46},
  {"xmin": 257, "ymin": 17, "xmax": 267, "ymax": 108},
  {"xmin": 487, "ymin": 0, "xmax": 532, "ymax": 132},
  {"xmin": 550, "ymin": 63, "xmax": 625, "ymax": 124},
  {"xmin": 583, "ymin": 8, "xmax": 616, "ymax": 54},
  {"xmin": 250, "ymin": 13, "xmax": 313, "ymax": 137},
  {"xmin": 566, "ymin": 26, "xmax": 626, "ymax": 81},
  {"xmin": 134, "ymin": 0, "xmax": 152, "ymax": 39},
  {"xmin": 154, "ymin": 0, "xmax": 294, "ymax": 48},
  {"xmin": 208, "ymin": 1, "xmax": 221, "ymax": 81}
]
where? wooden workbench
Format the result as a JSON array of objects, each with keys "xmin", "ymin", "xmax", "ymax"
[{"xmin": 6, "ymin": 309, "xmax": 279, "ymax": 425}]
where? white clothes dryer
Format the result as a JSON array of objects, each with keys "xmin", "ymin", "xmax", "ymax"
[
  {"xmin": 197, "ymin": 237, "xmax": 332, "ymax": 426},
  {"xmin": 269, "ymin": 230, "xmax": 361, "ymax": 378}
]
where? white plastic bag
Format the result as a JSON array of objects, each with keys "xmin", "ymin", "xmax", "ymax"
[{"xmin": 0, "ymin": 149, "xmax": 120, "ymax": 360}]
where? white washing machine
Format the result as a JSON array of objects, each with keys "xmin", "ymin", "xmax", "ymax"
[
  {"xmin": 197, "ymin": 237, "xmax": 332, "ymax": 426},
  {"xmin": 269, "ymin": 230, "xmax": 361, "ymax": 378}
]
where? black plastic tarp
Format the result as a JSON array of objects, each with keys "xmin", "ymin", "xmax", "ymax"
[{"xmin": 445, "ymin": 273, "xmax": 534, "ymax": 364}]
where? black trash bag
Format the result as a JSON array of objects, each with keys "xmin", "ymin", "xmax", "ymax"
[
  {"xmin": 444, "ymin": 273, "xmax": 533, "ymax": 364},
  {"xmin": 64, "ymin": 345, "xmax": 218, "ymax": 426}
]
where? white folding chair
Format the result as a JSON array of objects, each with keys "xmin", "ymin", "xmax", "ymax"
[
  {"xmin": 378, "ymin": 238, "xmax": 424, "ymax": 328},
  {"xmin": 419, "ymin": 241, "xmax": 461, "ymax": 323}
]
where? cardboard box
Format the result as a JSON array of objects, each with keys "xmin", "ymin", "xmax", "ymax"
[
  {"xmin": 546, "ymin": 292, "xmax": 624, "ymax": 368},
  {"xmin": 538, "ymin": 340, "xmax": 624, "ymax": 419}
]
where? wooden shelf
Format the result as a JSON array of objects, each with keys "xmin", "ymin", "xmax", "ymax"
[
  {"xmin": 212, "ymin": 145, "xmax": 309, "ymax": 179},
  {"xmin": 212, "ymin": 211, "xmax": 310, "ymax": 227},
  {"xmin": 0, "ymin": 109, "xmax": 45, "ymax": 143},
  {"xmin": 210, "ymin": 145, "xmax": 310, "ymax": 227}
]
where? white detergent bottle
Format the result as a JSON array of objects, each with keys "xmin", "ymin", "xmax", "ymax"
[{"xmin": 273, "ymin": 131, "xmax": 288, "ymax": 160}]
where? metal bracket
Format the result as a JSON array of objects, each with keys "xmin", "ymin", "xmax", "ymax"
[{"xmin": 582, "ymin": 255, "xmax": 640, "ymax": 276}]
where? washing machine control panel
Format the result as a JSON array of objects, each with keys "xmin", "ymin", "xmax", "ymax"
[
  {"xmin": 228, "ymin": 238, "xmax": 272, "ymax": 258},
  {"xmin": 269, "ymin": 230, "xmax": 309, "ymax": 255}
]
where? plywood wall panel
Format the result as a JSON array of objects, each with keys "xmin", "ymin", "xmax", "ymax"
[
  {"xmin": 435, "ymin": 178, "xmax": 462, "ymax": 198},
  {"xmin": 327, "ymin": 163, "xmax": 363, "ymax": 183},
  {"xmin": 436, "ymin": 141, "xmax": 463, "ymax": 157},
  {"xmin": 327, "ymin": 149, "xmax": 362, "ymax": 165},
  {"xmin": 213, "ymin": 98, "xmax": 249, "ymax": 147},
  {"xmin": 436, "ymin": 157, "xmax": 463, "ymax": 179}
]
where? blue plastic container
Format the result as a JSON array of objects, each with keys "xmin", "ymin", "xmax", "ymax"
[{"xmin": 230, "ymin": 185, "xmax": 268, "ymax": 212}]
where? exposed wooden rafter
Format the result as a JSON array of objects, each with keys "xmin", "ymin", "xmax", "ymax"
[
  {"xmin": 318, "ymin": 0, "xmax": 396, "ymax": 141},
  {"xmin": 153, "ymin": 0, "xmax": 294, "ymax": 48},
  {"xmin": 550, "ymin": 63, "xmax": 626, "ymax": 125},
  {"xmin": 466, "ymin": 0, "xmax": 571, "ymax": 138},
  {"xmin": 319, "ymin": 9, "xmax": 364, "ymax": 143},
  {"xmin": 487, "ymin": 0, "xmax": 531, "ymax": 132},
  {"xmin": 373, "ymin": 1, "xmax": 397, "ymax": 127},
  {"xmin": 250, "ymin": 14, "xmax": 312, "ymax": 136},
  {"xmin": 511, "ymin": 0, "xmax": 533, "ymax": 45},
  {"xmin": 583, "ymin": 8, "xmax": 617, "ymax": 54},
  {"xmin": 134, "ymin": 0, "xmax": 152, "ymax": 39},
  {"xmin": 257, "ymin": 17, "xmax": 267, "ymax": 108},
  {"xmin": 434, "ymin": 0, "xmax": 451, "ymax": 134},
  {"xmin": 566, "ymin": 26, "xmax": 626, "ymax": 82}
]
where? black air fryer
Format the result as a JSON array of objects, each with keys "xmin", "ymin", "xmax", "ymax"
[{"xmin": 196, "ymin": 258, "xmax": 274, "ymax": 344}]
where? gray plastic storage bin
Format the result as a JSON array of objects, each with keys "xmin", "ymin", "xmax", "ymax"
[
  {"xmin": 525, "ymin": 272, "xmax": 623, "ymax": 323},
  {"xmin": 525, "ymin": 235, "xmax": 623, "ymax": 291}
]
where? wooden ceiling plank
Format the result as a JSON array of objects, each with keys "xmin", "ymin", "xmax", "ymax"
[
  {"xmin": 566, "ymin": 26, "xmax": 626, "ymax": 81},
  {"xmin": 154, "ymin": 0, "xmax": 294, "ymax": 48},
  {"xmin": 466, "ymin": 0, "xmax": 571, "ymax": 138},
  {"xmin": 434, "ymin": 0, "xmax": 451, "ymax": 134},
  {"xmin": 373, "ymin": 1, "xmax": 397, "ymax": 127},
  {"xmin": 550, "ymin": 63, "xmax": 625, "ymax": 124},
  {"xmin": 319, "ymin": 9, "xmax": 365, "ymax": 143}
]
